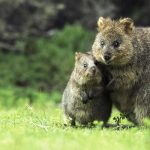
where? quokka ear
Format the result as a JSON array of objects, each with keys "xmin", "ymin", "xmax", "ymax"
[
  {"xmin": 97, "ymin": 17, "xmax": 111, "ymax": 31},
  {"xmin": 119, "ymin": 18, "xmax": 134, "ymax": 35},
  {"xmin": 75, "ymin": 52, "xmax": 82, "ymax": 61}
]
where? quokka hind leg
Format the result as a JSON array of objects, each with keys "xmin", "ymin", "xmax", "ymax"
[
  {"xmin": 63, "ymin": 114, "xmax": 76, "ymax": 127},
  {"xmin": 133, "ymin": 86, "xmax": 150, "ymax": 126},
  {"xmin": 101, "ymin": 121, "xmax": 109, "ymax": 128},
  {"xmin": 70, "ymin": 119, "xmax": 76, "ymax": 126}
]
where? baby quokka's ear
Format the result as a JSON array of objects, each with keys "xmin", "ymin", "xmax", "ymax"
[
  {"xmin": 75, "ymin": 52, "xmax": 82, "ymax": 61},
  {"xmin": 97, "ymin": 17, "xmax": 111, "ymax": 31},
  {"xmin": 119, "ymin": 18, "xmax": 134, "ymax": 35}
]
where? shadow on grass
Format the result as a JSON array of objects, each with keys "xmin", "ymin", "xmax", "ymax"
[{"xmin": 59, "ymin": 122, "xmax": 136, "ymax": 131}]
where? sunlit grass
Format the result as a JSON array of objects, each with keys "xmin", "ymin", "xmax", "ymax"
[
  {"xmin": 0, "ymin": 101, "xmax": 149, "ymax": 150},
  {"xmin": 0, "ymin": 87, "xmax": 149, "ymax": 150}
]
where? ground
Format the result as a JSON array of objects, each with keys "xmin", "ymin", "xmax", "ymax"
[{"xmin": 0, "ymin": 101, "xmax": 149, "ymax": 150}]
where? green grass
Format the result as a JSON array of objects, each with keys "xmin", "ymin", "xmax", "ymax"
[
  {"xmin": 0, "ymin": 100, "xmax": 150, "ymax": 150},
  {"xmin": 0, "ymin": 87, "xmax": 149, "ymax": 150}
]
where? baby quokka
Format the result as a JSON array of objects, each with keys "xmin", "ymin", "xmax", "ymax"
[{"xmin": 62, "ymin": 52, "xmax": 112, "ymax": 126}]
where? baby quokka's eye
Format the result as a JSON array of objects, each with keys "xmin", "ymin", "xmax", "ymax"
[
  {"xmin": 113, "ymin": 40, "xmax": 120, "ymax": 48},
  {"xmin": 100, "ymin": 40, "xmax": 105, "ymax": 47},
  {"xmin": 83, "ymin": 63, "xmax": 88, "ymax": 68}
]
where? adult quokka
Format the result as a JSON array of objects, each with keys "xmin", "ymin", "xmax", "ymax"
[{"xmin": 92, "ymin": 17, "xmax": 150, "ymax": 125}]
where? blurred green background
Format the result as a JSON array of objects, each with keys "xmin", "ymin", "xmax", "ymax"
[
  {"xmin": 0, "ymin": 1, "xmax": 150, "ymax": 149},
  {"xmin": 0, "ymin": 0, "xmax": 149, "ymax": 106}
]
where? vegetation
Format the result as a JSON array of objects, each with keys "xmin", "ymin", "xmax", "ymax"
[
  {"xmin": 0, "ymin": 24, "xmax": 149, "ymax": 150},
  {"xmin": 0, "ymin": 92, "xmax": 149, "ymax": 150},
  {"xmin": 0, "ymin": 25, "xmax": 95, "ymax": 95},
  {"xmin": 0, "ymin": 1, "xmax": 149, "ymax": 149}
]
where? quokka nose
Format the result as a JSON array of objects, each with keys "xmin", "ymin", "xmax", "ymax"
[
  {"xmin": 104, "ymin": 53, "xmax": 111, "ymax": 61},
  {"xmin": 91, "ymin": 66, "xmax": 96, "ymax": 74}
]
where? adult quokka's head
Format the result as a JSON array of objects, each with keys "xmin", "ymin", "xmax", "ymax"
[
  {"xmin": 92, "ymin": 17, "xmax": 135, "ymax": 66},
  {"xmin": 74, "ymin": 52, "xmax": 101, "ymax": 85}
]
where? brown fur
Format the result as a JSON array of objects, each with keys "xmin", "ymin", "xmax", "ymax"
[{"xmin": 92, "ymin": 17, "xmax": 150, "ymax": 125}]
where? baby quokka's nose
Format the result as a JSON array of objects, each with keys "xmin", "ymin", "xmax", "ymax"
[
  {"xmin": 104, "ymin": 53, "xmax": 111, "ymax": 61},
  {"xmin": 90, "ymin": 66, "xmax": 96, "ymax": 74}
]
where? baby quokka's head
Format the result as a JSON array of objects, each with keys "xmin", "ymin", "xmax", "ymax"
[
  {"xmin": 92, "ymin": 17, "xmax": 135, "ymax": 66},
  {"xmin": 74, "ymin": 52, "xmax": 101, "ymax": 85}
]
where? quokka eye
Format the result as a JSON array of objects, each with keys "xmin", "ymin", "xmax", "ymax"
[
  {"xmin": 100, "ymin": 40, "xmax": 105, "ymax": 47},
  {"xmin": 83, "ymin": 63, "xmax": 88, "ymax": 68},
  {"xmin": 113, "ymin": 40, "xmax": 120, "ymax": 48}
]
